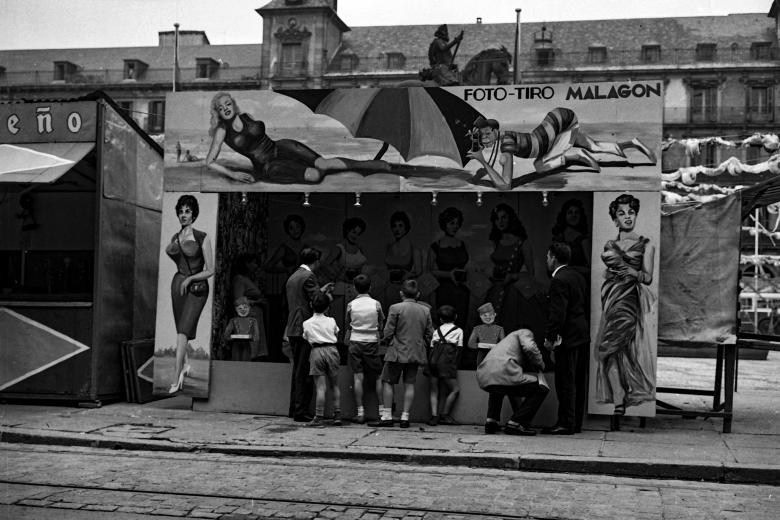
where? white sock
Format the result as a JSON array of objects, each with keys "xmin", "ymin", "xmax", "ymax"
[
  {"xmin": 357, "ymin": 406, "xmax": 365, "ymax": 417},
  {"xmin": 401, "ymin": 411, "xmax": 410, "ymax": 421},
  {"xmin": 380, "ymin": 407, "xmax": 392, "ymax": 421}
]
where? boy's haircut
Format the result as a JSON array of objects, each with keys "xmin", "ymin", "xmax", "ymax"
[
  {"xmin": 437, "ymin": 304, "xmax": 457, "ymax": 323},
  {"xmin": 353, "ymin": 273, "xmax": 371, "ymax": 294},
  {"xmin": 548, "ymin": 241, "xmax": 572, "ymax": 265},
  {"xmin": 300, "ymin": 247, "xmax": 321, "ymax": 265},
  {"xmin": 401, "ymin": 279, "xmax": 419, "ymax": 299},
  {"xmin": 311, "ymin": 292, "xmax": 331, "ymax": 313}
]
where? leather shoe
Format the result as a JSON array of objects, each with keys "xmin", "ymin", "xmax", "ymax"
[
  {"xmin": 399, "ymin": 419, "xmax": 410, "ymax": 428},
  {"xmin": 503, "ymin": 423, "xmax": 536, "ymax": 436},
  {"xmin": 293, "ymin": 414, "xmax": 313, "ymax": 423},
  {"xmin": 368, "ymin": 419, "xmax": 394, "ymax": 427},
  {"xmin": 484, "ymin": 421, "xmax": 501, "ymax": 435},
  {"xmin": 545, "ymin": 425, "xmax": 574, "ymax": 435}
]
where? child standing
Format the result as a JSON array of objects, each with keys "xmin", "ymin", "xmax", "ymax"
[
  {"xmin": 222, "ymin": 296, "xmax": 260, "ymax": 361},
  {"xmin": 425, "ymin": 305, "xmax": 463, "ymax": 426},
  {"xmin": 371, "ymin": 279, "xmax": 433, "ymax": 429},
  {"xmin": 302, "ymin": 292, "xmax": 342, "ymax": 427},
  {"xmin": 345, "ymin": 274, "xmax": 385, "ymax": 423},
  {"xmin": 468, "ymin": 302, "xmax": 505, "ymax": 366}
]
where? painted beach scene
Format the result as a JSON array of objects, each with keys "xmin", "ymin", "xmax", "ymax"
[{"xmin": 163, "ymin": 83, "xmax": 661, "ymax": 193}]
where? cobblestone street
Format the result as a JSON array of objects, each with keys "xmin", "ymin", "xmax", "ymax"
[{"xmin": 1, "ymin": 443, "xmax": 777, "ymax": 519}]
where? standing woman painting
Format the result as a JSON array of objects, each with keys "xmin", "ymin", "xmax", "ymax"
[
  {"xmin": 384, "ymin": 211, "xmax": 423, "ymax": 309},
  {"xmin": 594, "ymin": 194, "xmax": 655, "ymax": 415},
  {"xmin": 552, "ymin": 198, "xmax": 591, "ymax": 270},
  {"xmin": 428, "ymin": 207, "xmax": 470, "ymax": 329},
  {"xmin": 483, "ymin": 203, "xmax": 534, "ymax": 334},
  {"xmin": 165, "ymin": 195, "xmax": 214, "ymax": 393}
]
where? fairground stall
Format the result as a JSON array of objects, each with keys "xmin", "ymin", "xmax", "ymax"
[
  {"xmin": 155, "ymin": 82, "xmax": 664, "ymax": 424},
  {"xmin": 0, "ymin": 93, "xmax": 163, "ymax": 405}
]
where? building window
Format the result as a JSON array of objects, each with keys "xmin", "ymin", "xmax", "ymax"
[
  {"xmin": 750, "ymin": 42, "xmax": 772, "ymax": 60},
  {"xmin": 339, "ymin": 54, "xmax": 357, "ymax": 72},
  {"xmin": 117, "ymin": 101, "xmax": 133, "ymax": 118},
  {"xmin": 280, "ymin": 43, "xmax": 304, "ymax": 75},
  {"xmin": 123, "ymin": 60, "xmax": 147, "ymax": 80},
  {"xmin": 0, "ymin": 66, "xmax": 5, "ymax": 80},
  {"xmin": 588, "ymin": 46, "xmax": 607, "ymax": 64},
  {"xmin": 386, "ymin": 52, "xmax": 406, "ymax": 69},
  {"xmin": 641, "ymin": 45, "xmax": 661, "ymax": 63},
  {"xmin": 148, "ymin": 100, "xmax": 165, "ymax": 133},
  {"xmin": 695, "ymin": 43, "xmax": 717, "ymax": 61},
  {"xmin": 536, "ymin": 48, "xmax": 554, "ymax": 66},
  {"xmin": 195, "ymin": 58, "xmax": 219, "ymax": 79},
  {"xmin": 691, "ymin": 86, "xmax": 717, "ymax": 123},
  {"xmin": 748, "ymin": 85, "xmax": 773, "ymax": 121},
  {"xmin": 53, "ymin": 61, "xmax": 77, "ymax": 82}
]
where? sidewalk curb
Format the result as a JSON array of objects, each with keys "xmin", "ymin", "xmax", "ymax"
[{"xmin": 3, "ymin": 428, "xmax": 779, "ymax": 486}]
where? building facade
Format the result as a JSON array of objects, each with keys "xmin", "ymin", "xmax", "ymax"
[{"xmin": 1, "ymin": 0, "xmax": 778, "ymax": 171}]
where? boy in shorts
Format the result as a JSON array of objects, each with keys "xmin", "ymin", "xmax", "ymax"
[
  {"xmin": 426, "ymin": 305, "xmax": 463, "ymax": 426},
  {"xmin": 345, "ymin": 274, "xmax": 385, "ymax": 423},
  {"xmin": 302, "ymin": 292, "xmax": 342, "ymax": 427},
  {"xmin": 371, "ymin": 279, "xmax": 433, "ymax": 428}
]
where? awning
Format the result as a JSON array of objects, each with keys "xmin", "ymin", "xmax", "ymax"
[{"xmin": 0, "ymin": 142, "xmax": 95, "ymax": 184}]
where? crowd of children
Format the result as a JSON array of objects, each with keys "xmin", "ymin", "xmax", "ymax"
[{"xmin": 288, "ymin": 272, "xmax": 517, "ymax": 430}]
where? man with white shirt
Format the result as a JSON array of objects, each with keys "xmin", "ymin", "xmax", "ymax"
[{"xmin": 284, "ymin": 247, "xmax": 333, "ymax": 422}]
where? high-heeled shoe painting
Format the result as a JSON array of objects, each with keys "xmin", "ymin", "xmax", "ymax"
[{"xmin": 153, "ymin": 193, "xmax": 217, "ymax": 399}]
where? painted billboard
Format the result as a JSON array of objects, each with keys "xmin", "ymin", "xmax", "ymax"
[{"xmin": 163, "ymin": 82, "xmax": 661, "ymax": 193}]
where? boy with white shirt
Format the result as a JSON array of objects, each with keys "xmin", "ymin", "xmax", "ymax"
[
  {"xmin": 302, "ymin": 292, "xmax": 341, "ymax": 427},
  {"xmin": 345, "ymin": 274, "xmax": 385, "ymax": 424}
]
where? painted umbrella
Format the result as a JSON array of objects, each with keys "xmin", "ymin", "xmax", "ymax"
[{"xmin": 277, "ymin": 87, "xmax": 484, "ymax": 167}]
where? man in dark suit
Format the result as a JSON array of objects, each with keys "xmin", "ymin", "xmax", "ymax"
[
  {"xmin": 284, "ymin": 247, "xmax": 333, "ymax": 422},
  {"xmin": 544, "ymin": 242, "xmax": 590, "ymax": 435}
]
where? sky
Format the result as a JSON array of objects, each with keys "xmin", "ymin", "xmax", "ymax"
[{"xmin": 0, "ymin": 0, "xmax": 773, "ymax": 50}]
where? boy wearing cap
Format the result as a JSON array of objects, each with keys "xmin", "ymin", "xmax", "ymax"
[
  {"xmin": 222, "ymin": 296, "xmax": 261, "ymax": 362},
  {"xmin": 468, "ymin": 302, "xmax": 505, "ymax": 366}
]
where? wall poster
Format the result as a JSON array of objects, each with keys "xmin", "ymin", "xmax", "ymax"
[
  {"xmin": 589, "ymin": 191, "xmax": 661, "ymax": 418},
  {"xmin": 153, "ymin": 192, "xmax": 218, "ymax": 397}
]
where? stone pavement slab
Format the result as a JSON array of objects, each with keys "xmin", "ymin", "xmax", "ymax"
[{"xmin": 2, "ymin": 354, "xmax": 779, "ymax": 485}]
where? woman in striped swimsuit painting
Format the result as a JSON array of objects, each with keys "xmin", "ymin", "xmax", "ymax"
[{"xmin": 466, "ymin": 108, "xmax": 656, "ymax": 190}]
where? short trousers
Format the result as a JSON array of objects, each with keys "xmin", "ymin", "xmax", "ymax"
[
  {"xmin": 423, "ymin": 343, "xmax": 459, "ymax": 379},
  {"xmin": 381, "ymin": 361, "xmax": 419, "ymax": 385},
  {"xmin": 348, "ymin": 341, "xmax": 383, "ymax": 376},
  {"xmin": 309, "ymin": 345, "xmax": 341, "ymax": 378}
]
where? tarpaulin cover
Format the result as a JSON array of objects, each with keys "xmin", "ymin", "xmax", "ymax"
[
  {"xmin": 658, "ymin": 194, "xmax": 741, "ymax": 344},
  {"xmin": 0, "ymin": 142, "xmax": 94, "ymax": 183}
]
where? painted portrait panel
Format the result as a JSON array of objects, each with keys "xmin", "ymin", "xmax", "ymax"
[
  {"xmin": 153, "ymin": 192, "xmax": 218, "ymax": 397},
  {"xmin": 589, "ymin": 191, "xmax": 661, "ymax": 417}
]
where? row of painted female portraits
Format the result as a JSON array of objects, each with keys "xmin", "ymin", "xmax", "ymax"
[{"xmin": 153, "ymin": 191, "xmax": 660, "ymax": 417}]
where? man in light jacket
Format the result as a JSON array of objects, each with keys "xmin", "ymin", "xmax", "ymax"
[{"xmin": 476, "ymin": 329, "xmax": 548, "ymax": 435}]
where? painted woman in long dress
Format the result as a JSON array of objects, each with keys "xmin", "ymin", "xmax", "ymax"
[{"xmin": 594, "ymin": 194, "xmax": 656, "ymax": 415}]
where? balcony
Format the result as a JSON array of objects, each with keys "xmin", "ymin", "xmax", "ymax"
[
  {"xmin": 518, "ymin": 46, "xmax": 779, "ymax": 70},
  {"xmin": 664, "ymin": 105, "xmax": 778, "ymax": 125},
  {"xmin": 0, "ymin": 65, "xmax": 263, "ymax": 88}
]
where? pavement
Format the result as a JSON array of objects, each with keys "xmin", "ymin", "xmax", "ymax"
[{"xmin": 1, "ymin": 353, "xmax": 779, "ymax": 486}]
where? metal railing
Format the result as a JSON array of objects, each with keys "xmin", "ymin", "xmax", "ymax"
[
  {"xmin": 663, "ymin": 106, "xmax": 778, "ymax": 125},
  {"xmin": 0, "ymin": 65, "xmax": 263, "ymax": 87},
  {"xmin": 1, "ymin": 46, "xmax": 776, "ymax": 86}
]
